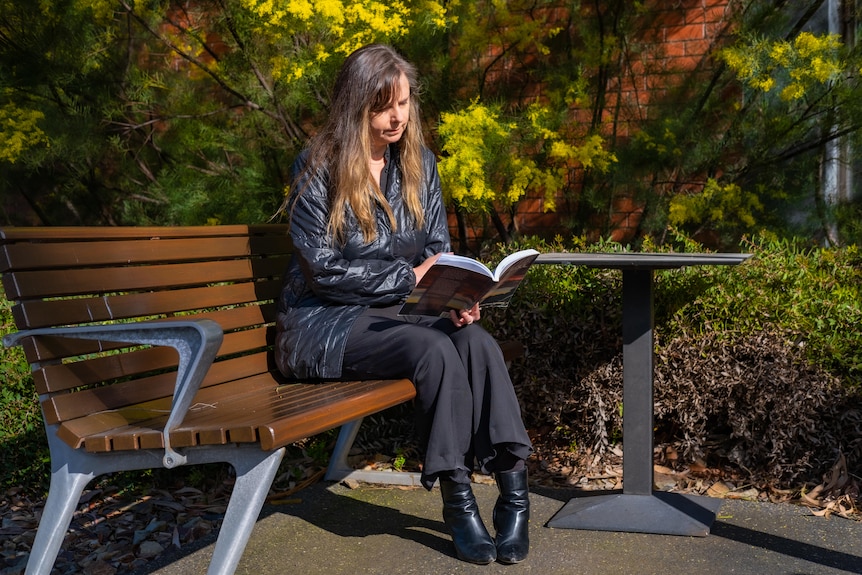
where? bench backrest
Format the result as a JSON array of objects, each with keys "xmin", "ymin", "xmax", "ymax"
[{"xmin": 0, "ymin": 225, "xmax": 291, "ymax": 430}]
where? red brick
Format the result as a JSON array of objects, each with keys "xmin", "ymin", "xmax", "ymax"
[
  {"xmin": 665, "ymin": 23, "xmax": 706, "ymax": 42},
  {"xmin": 652, "ymin": 6, "xmax": 687, "ymax": 29},
  {"xmin": 662, "ymin": 41, "xmax": 687, "ymax": 58},
  {"xmin": 687, "ymin": 4, "xmax": 730, "ymax": 25},
  {"xmin": 684, "ymin": 39, "xmax": 713, "ymax": 58},
  {"xmin": 702, "ymin": 0, "xmax": 730, "ymax": 9}
]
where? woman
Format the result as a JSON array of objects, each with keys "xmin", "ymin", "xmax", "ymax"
[{"xmin": 275, "ymin": 44, "xmax": 532, "ymax": 565}]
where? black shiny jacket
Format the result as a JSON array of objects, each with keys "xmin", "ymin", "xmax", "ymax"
[{"xmin": 275, "ymin": 144, "xmax": 450, "ymax": 379}]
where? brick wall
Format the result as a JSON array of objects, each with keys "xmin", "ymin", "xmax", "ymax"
[{"xmin": 450, "ymin": 0, "xmax": 733, "ymax": 250}]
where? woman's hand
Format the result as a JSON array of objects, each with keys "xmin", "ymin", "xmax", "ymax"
[
  {"xmin": 450, "ymin": 302, "xmax": 481, "ymax": 327},
  {"xmin": 413, "ymin": 252, "xmax": 443, "ymax": 285}
]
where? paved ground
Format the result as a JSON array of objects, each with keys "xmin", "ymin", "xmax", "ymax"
[{"xmin": 143, "ymin": 481, "xmax": 862, "ymax": 575}]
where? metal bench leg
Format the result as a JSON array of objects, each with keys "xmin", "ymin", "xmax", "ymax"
[
  {"xmin": 206, "ymin": 447, "xmax": 286, "ymax": 575},
  {"xmin": 25, "ymin": 462, "xmax": 95, "ymax": 575},
  {"xmin": 324, "ymin": 418, "xmax": 363, "ymax": 482},
  {"xmin": 27, "ymin": 430, "xmax": 159, "ymax": 575},
  {"xmin": 325, "ymin": 418, "xmax": 424, "ymax": 487}
]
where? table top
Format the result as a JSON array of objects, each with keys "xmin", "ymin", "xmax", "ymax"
[{"xmin": 534, "ymin": 252, "xmax": 752, "ymax": 269}]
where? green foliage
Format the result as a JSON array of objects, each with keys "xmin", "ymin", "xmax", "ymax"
[
  {"xmin": 437, "ymin": 101, "xmax": 520, "ymax": 209},
  {"xmin": 0, "ymin": 0, "xmax": 451, "ymax": 226},
  {"xmin": 438, "ymin": 101, "xmax": 615, "ymax": 215},
  {"xmin": 446, "ymin": 0, "xmax": 565, "ymax": 99},
  {"xmin": 3, "ymin": 0, "xmax": 858, "ymax": 248},
  {"xmin": 835, "ymin": 200, "xmax": 862, "ymax": 246},
  {"xmin": 0, "ymin": 285, "xmax": 49, "ymax": 493},
  {"xmin": 658, "ymin": 235, "xmax": 862, "ymax": 382},
  {"xmin": 0, "ymin": 102, "xmax": 49, "ymax": 163},
  {"xmin": 392, "ymin": 448, "xmax": 407, "ymax": 472},
  {"xmin": 483, "ymin": 231, "xmax": 862, "ymax": 385},
  {"xmin": 655, "ymin": 16, "xmax": 862, "ymax": 246},
  {"xmin": 303, "ymin": 430, "xmax": 337, "ymax": 467},
  {"xmin": 437, "ymin": 100, "xmax": 615, "ymax": 213}
]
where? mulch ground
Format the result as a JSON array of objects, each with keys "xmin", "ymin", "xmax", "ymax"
[{"xmin": 1, "ymin": 435, "xmax": 858, "ymax": 575}]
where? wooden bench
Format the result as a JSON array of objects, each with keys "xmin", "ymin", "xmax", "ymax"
[{"xmin": 0, "ymin": 224, "xmax": 523, "ymax": 575}]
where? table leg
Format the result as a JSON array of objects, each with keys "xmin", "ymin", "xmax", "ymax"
[
  {"xmin": 622, "ymin": 268, "xmax": 655, "ymax": 495},
  {"xmin": 546, "ymin": 269, "xmax": 722, "ymax": 536}
]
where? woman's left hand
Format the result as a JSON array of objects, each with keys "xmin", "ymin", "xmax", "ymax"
[{"xmin": 450, "ymin": 303, "xmax": 481, "ymax": 327}]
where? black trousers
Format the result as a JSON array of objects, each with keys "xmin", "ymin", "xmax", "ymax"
[{"xmin": 342, "ymin": 305, "xmax": 532, "ymax": 489}]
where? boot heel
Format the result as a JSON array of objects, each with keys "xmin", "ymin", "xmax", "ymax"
[
  {"xmin": 440, "ymin": 481, "xmax": 497, "ymax": 564},
  {"xmin": 493, "ymin": 468, "xmax": 530, "ymax": 564}
]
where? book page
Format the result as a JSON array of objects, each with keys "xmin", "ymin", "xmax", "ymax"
[
  {"xmin": 492, "ymin": 249, "xmax": 540, "ymax": 280},
  {"xmin": 435, "ymin": 253, "xmax": 494, "ymax": 278},
  {"xmin": 481, "ymin": 251, "xmax": 538, "ymax": 307}
]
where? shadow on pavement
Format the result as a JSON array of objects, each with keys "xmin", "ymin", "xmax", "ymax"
[{"xmin": 711, "ymin": 520, "xmax": 862, "ymax": 574}]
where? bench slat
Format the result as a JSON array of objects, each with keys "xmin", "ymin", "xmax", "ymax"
[
  {"xmin": 164, "ymin": 377, "xmax": 415, "ymax": 451},
  {"xmin": 4, "ymin": 256, "xmax": 288, "ymax": 300},
  {"xmin": 1, "ymin": 235, "xmax": 290, "ymax": 272},
  {"xmin": 0, "ymin": 224, "xmax": 288, "ymax": 243},
  {"xmin": 13, "ymin": 281, "xmax": 280, "ymax": 331},
  {"xmin": 259, "ymin": 379, "xmax": 417, "ymax": 450},
  {"xmin": 57, "ymin": 395, "xmax": 175, "ymax": 451},
  {"xmin": 24, "ymin": 303, "xmax": 276, "ymax": 366},
  {"xmin": 63, "ymin": 373, "xmax": 279, "ymax": 451}
]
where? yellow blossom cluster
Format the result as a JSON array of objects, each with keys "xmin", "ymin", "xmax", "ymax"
[
  {"xmin": 0, "ymin": 103, "xmax": 49, "ymax": 164},
  {"xmin": 719, "ymin": 32, "xmax": 844, "ymax": 101},
  {"xmin": 437, "ymin": 102, "xmax": 510, "ymax": 207},
  {"xmin": 239, "ymin": 0, "xmax": 450, "ymax": 84},
  {"xmin": 437, "ymin": 99, "xmax": 615, "ymax": 212},
  {"xmin": 668, "ymin": 178, "xmax": 763, "ymax": 229}
]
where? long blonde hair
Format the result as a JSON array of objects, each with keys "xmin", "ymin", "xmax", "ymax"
[{"xmin": 289, "ymin": 44, "xmax": 426, "ymax": 244}]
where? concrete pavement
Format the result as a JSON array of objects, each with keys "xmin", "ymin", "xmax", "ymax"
[{"xmin": 143, "ymin": 481, "xmax": 862, "ymax": 575}]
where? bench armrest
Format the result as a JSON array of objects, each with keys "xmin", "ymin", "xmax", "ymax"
[{"xmin": 3, "ymin": 319, "xmax": 224, "ymax": 468}]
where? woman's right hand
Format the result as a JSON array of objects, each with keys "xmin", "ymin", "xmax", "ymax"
[{"xmin": 413, "ymin": 252, "xmax": 443, "ymax": 285}]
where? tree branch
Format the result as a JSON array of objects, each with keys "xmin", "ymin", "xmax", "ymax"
[{"xmin": 119, "ymin": 1, "xmax": 262, "ymax": 113}]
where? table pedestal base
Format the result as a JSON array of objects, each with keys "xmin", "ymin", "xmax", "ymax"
[{"xmin": 546, "ymin": 491, "xmax": 723, "ymax": 536}]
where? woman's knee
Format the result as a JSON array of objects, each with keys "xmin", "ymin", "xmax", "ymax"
[
  {"xmin": 402, "ymin": 327, "xmax": 460, "ymax": 364},
  {"xmin": 449, "ymin": 324, "xmax": 502, "ymax": 358}
]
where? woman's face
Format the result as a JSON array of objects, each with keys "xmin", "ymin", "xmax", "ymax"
[{"xmin": 369, "ymin": 73, "xmax": 410, "ymax": 153}]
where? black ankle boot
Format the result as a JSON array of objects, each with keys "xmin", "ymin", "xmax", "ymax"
[
  {"xmin": 493, "ymin": 468, "xmax": 530, "ymax": 564},
  {"xmin": 439, "ymin": 480, "xmax": 497, "ymax": 564}
]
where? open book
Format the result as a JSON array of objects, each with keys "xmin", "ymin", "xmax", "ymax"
[{"xmin": 399, "ymin": 249, "xmax": 540, "ymax": 316}]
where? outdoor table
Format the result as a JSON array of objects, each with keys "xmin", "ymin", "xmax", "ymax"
[{"xmin": 534, "ymin": 252, "xmax": 752, "ymax": 536}]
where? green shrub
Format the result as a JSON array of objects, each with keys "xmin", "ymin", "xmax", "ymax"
[
  {"xmin": 0, "ymin": 285, "xmax": 50, "ymax": 493},
  {"xmin": 482, "ymin": 233, "xmax": 861, "ymax": 487},
  {"xmin": 658, "ymin": 235, "xmax": 862, "ymax": 382}
]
